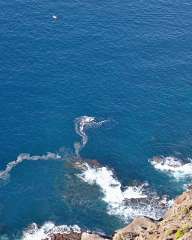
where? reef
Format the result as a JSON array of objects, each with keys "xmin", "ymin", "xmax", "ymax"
[{"xmin": 44, "ymin": 190, "xmax": 192, "ymax": 240}]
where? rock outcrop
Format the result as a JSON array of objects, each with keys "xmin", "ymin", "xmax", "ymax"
[
  {"xmin": 113, "ymin": 190, "xmax": 192, "ymax": 240},
  {"xmin": 45, "ymin": 190, "xmax": 192, "ymax": 240},
  {"xmin": 81, "ymin": 232, "xmax": 110, "ymax": 240},
  {"xmin": 48, "ymin": 232, "xmax": 81, "ymax": 240}
]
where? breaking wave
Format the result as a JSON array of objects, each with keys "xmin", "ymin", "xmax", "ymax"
[
  {"xmin": 74, "ymin": 116, "xmax": 107, "ymax": 156},
  {"xmin": 0, "ymin": 116, "xmax": 173, "ymax": 231},
  {"xmin": 150, "ymin": 156, "xmax": 192, "ymax": 179},
  {"xmin": 77, "ymin": 162, "xmax": 169, "ymax": 222},
  {"xmin": 21, "ymin": 222, "xmax": 81, "ymax": 240},
  {"xmin": 0, "ymin": 152, "xmax": 61, "ymax": 180}
]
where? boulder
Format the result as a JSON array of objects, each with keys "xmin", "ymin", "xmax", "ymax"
[
  {"xmin": 113, "ymin": 190, "xmax": 192, "ymax": 240},
  {"xmin": 81, "ymin": 232, "xmax": 107, "ymax": 240}
]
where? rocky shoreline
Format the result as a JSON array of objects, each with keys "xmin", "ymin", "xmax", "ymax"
[{"xmin": 44, "ymin": 190, "xmax": 192, "ymax": 240}]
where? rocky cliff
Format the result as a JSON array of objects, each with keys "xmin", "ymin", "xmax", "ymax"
[{"xmin": 45, "ymin": 190, "xmax": 192, "ymax": 240}]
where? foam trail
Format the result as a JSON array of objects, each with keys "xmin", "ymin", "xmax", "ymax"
[
  {"xmin": 150, "ymin": 156, "xmax": 192, "ymax": 179},
  {"xmin": 74, "ymin": 116, "xmax": 107, "ymax": 156},
  {"xmin": 21, "ymin": 222, "xmax": 81, "ymax": 240},
  {"xmin": 0, "ymin": 153, "xmax": 61, "ymax": 180},
  {"xmin": 77, "ymin": 163, "xmax": 168, "ymax": 221}
]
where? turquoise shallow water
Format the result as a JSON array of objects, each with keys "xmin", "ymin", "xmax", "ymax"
[{"xmin": 1, "ymin": 0, "xmax": 192, "ymax": 238}]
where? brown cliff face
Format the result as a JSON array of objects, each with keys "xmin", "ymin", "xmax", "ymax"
[
  {"xmin": 44, "ymin": 232, "xmax": 108, "ymax": 240},
  {"xmin": 113, "ymin": 190, "xmax": 192, "ymax": 240},
  {"xmin": 48, "ymin": 232, "xmax": 81, "ymax": 240},
  {"xmin": 44, "ymin": 190, "xmax": 192, "ymax": 240}
]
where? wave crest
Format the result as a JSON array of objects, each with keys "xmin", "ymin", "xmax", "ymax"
[
  {"xmin": 150, "ymin": 156, "xmax": 192, "ymax": 178},
  {"xmin": 77, "ymin": 162, "xmax": 168, "ymax": 221},
  {"xmin": 21, "ymin": 222, "xmax": 81, "ymax": 240}
]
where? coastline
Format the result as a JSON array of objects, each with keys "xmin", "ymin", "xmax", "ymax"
[{"xmin": 40, "ymin": 190, "xmax": 192, "ymax": 240}]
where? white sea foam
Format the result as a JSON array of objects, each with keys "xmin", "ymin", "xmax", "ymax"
[
  {"xmin": 0, "ymin": 152, "xmax": 61, "ymax": 180},
  {"xmin": 21, "ymin": 222, "xmax": 81, "ymax": 240},
  {"xmin": 74, "ymin": 116, "xmax": 107, "ymax": 156},
  {"xmin": 150, "ymin": 156, "xmax": 192, "ymax": 178},
  {"xmin": 77, "ymin": 163, "xmax": 167, "ymax": 221},
  {"xmin": 0, "ymin": 116, "xmax": 107, "ymax": 180}
]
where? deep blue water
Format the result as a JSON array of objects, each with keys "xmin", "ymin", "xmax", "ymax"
[{"xmin": 1, "ymin": 0, "xmax": 192, "ymax": 238}]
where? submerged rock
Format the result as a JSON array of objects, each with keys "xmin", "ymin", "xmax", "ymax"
[
  {"xmin": 72, "ymin": 159, "xmax": 102, "ymax": 171},
  {"xmin": 42, "ymin": 190, "xmax": 192, "ymax": 240}
]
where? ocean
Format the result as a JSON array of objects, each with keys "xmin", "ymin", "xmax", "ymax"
[{"xmin": 0, "ymin": 0, "xmax": 192, "ymax": 239}]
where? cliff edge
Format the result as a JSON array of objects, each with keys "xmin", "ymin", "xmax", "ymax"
[{"xmin": 45, "ymin": 190, "xmax": 192, "ymax": 240}]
